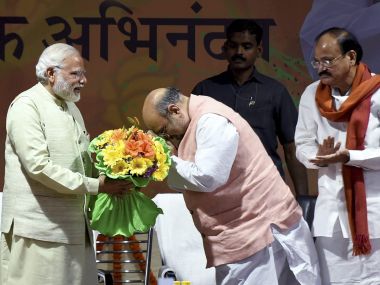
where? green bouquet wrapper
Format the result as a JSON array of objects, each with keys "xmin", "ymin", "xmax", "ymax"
[{"xmin": 88, "ymin": 189, "xmax": 163, "ymax": 237}]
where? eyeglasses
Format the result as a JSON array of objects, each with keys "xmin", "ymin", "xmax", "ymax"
[
  {"xmin": 157, "ymin": 115, "xmax": 176, "ymax": 140},
  {"xmin": 311, "ymin": 54, "xmax": 346, "ymax": 69},
  {"xmin": 157, "ymin": 125, "xmax": 171, "ymax": 140},
  {"xmin": 55, "ymin": 66, "xmax": 86, "ymax": 80}
]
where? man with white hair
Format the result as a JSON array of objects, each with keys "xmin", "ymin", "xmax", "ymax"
[{"xmin": 0, "ymin": 43, "xmax": 130, "ymax": 285}]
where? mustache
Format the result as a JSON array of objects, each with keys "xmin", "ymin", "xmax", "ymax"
[
  {"xmin": 318, "ymin": 70, "xmax": 331, "ymax": 77},
  {"xmin": 170, "ymin": 134, "xmax": 183, "ymax": 141},
  {"xmin": 231, "ymin": 55, "xmax": 246, "ymax": 61}
]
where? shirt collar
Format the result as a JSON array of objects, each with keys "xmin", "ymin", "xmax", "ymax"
[
  {"xmin": 36, "ymin": 82, "xmax": 67, "ymax": 110},
  {"xmin": 331, "ymin": 86, "xmax": 351, "ymax": 97},
  {"xmin": 226, "ymin": 66, "xmax": 262, "ymax": 85}
]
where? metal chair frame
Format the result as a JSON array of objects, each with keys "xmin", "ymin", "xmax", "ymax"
[
  {"xmin": 98, "ymin": 269, "xmax": 113, "ymax": 285},
  {"xmin": 96, "ymin": 228, "xmax": 154, "ymax": 285}
]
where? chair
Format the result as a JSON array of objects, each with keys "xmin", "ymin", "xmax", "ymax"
[
  {"xmin": 153, "ymin": 193, "xmax": 216, "ymax": 285},
  {"xmin": 296, "ymin": 195, "xmax": 317, "ymax": 229},
  {"xmin": 96, "ymin": 228, "xmax": 154, "ymax": 285}
]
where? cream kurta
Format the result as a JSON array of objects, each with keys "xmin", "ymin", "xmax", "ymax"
[{"xmin": 2, "ymin": 83, "xmax": 99, "ymax": 244}]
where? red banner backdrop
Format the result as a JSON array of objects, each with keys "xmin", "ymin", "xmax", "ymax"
[{"xmin": 0, "ymin": 0, "xmax": 313, "ymax": 188}]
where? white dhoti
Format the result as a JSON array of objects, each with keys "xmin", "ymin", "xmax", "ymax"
[
  {"xmin": 272, "ymin": 217, "xmax": 321, "ymax": 285},
  {"xmin": 215, "ymin": 245, "xmax": 279, "ymax": 285},
  {"xmin": 215, "ymin": 218, "xmax": 321, "ymax": 285}
]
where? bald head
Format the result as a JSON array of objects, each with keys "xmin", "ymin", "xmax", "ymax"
[
  {"xmin": 142, "ymin": 88, "xmax": 167, "ymax": 130},
  {"xmin": 142, "ymin": 87, "xmax": 190, "ymax": 146}
]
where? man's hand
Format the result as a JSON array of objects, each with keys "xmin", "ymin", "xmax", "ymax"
[
  {"xmin": 309, "ymin": 136, "xmax": 349, "ymax": 166},
  {"xmin": 98, "ymin": 175, "xmax": 134, "ymax": 196},
  {"xmin": 316, "ymin": 136, "xmax": 341, "ymax": 156}
]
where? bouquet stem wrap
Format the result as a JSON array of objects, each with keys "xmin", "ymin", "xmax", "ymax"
[{"xmin": 88, "ymin": 188, "xmax": 163, "ymax": 237}]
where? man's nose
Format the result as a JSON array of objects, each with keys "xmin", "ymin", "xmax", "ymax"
[
  {"xmin": 237, "ymin": 45, "xmax": 244, "ymax": 54},
  {"xmin": 79, "ymin": 75, "xmax": 87, "ymax": 85},
  {"xmin": 317, "ymin": 64, "xmax": 327, "ymax": 73}
]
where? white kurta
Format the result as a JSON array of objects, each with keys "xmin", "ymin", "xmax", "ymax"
[
  {"xmin": 295, "ymin": 80, "xmax": 380, "ymax": 284},
  {"xmin": 295, "ymin": 80, "xmax": 380, "ymax": 239}
]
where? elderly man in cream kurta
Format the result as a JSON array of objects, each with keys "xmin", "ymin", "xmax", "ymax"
[{"xmin": 0, "ymin": 43, "xmax": 129, "ymax": 285}]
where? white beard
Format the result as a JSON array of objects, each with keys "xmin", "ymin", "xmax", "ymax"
[{"xmin": 53, "ymin": 75, "xmax": 81, "ymax": 103}]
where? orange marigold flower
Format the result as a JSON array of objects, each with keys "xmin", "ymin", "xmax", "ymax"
[
  {"xmin": 124, "ymin": 139, "xmax": 144, "ymax": 157},
  {"xmin": 142, "ymin": 141, "xmax": 155, "ymax": 158},
  {"xmin": 110, "ymin": 128, "xmax": 128, "ymax": 143},
  {"xmin": 125, "ymin": 130, "xmax": 155, "ymax": 158}
]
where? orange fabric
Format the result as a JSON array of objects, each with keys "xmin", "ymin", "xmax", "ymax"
[{"xmin": 315, "ymin": 63, "xmax": 380, "ymax": 255}]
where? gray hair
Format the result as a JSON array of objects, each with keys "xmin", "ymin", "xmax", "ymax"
[
  {"xmin": 35, "ymin": 43, "xmax": 80, "ymax": 84},
  {"xmin": 314, "ymin": 27, "xmax": 363, "ymax": 64},
  {"xmin": 156, "ymin": 87, "xmax": 181, "ymax": 116}
]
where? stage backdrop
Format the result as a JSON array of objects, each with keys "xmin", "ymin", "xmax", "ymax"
[{"xmin": 0, "ymin": 0, "xmax": 313, "ymax": 190}]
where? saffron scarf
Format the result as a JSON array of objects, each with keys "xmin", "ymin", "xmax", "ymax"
[{"xmin": 316, "ymin": 63, "xmax": 380, "ymax": 255}]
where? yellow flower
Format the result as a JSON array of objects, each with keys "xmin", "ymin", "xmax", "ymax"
[
  {"xmin": 152, "ymin": 164, "xmax": 170, "ymax": 181},
  {"xmin": 111, "ymin": 160, "xmax": 130, "ymax": 175},
  {"xmin": 129, "ymin": 157, "xmax": 153, "ymax": 175},
  {"xmin": 154, "ymin": 140, "xmax": 165, "ymax": 154},
  {"xmin": 102, "ymin": 140, "xmax": 125, "ymax": 167},
  {"xmin": 156, "ymin": 152, "xmax": 167, "ymax": 164},
  {"xmin": 94, "ymin": 130, "xmax": 113, "ymax": 148},
  {"xmin": 153, "ymin": 140, "xmax": 168, "ymax": 163}
]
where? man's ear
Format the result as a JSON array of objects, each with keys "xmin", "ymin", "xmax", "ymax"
[
  {"xmin": 347, "ymin": 50, "xmax": 357, "ymax": 65},
  {"xmin": 256, "ymin": 42, "xmax": 263, "ymax": 58},
  {"xmin": 46, "ymin": 67, "xmax": 56, "ymax": 84},
  {"xmin": 167, "ymin": 104, "xmax": 180, "ymax": 115}
]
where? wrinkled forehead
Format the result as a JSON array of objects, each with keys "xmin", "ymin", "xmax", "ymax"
[
  {"xmin": 61, "ymin": 55, "xmax": 85, "ymax": 69},
  {"xmin": 315, "ymin": 34, "xmax": 340, "ymax": 49},
  {"xmin": 314, "ymin": 35, "xmax": 341, "ymax": 57}
]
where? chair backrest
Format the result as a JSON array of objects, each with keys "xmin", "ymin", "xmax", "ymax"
[
  {"xmin": 96, "ymin": 228, "xmax": 154, "ymax": 285},
  {"xmin": 296, "ymin": 195, "xmax": 317, "ymax": 229}
]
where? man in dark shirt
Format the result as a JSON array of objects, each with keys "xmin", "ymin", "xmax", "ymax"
[{"xmin": 192, "ymin": 19, "xmax": 308, "ymax": 196}]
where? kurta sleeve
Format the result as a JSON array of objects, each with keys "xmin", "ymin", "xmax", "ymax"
[
  {"xmin": 295, "ymin": 88, "xmax": 320, "ymax": 169},
  {"xmin": 169, "ymin": 114, "xmax": 239, "ymax": 192}
]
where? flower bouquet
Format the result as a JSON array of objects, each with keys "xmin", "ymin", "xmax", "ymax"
[{"xmin": 88, "ymin": 125, "xmax": 171, "ymax": 237}]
